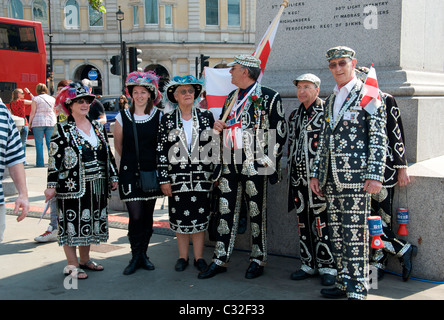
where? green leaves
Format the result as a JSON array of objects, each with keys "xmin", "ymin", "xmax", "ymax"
[{"xmin": 89, "ymin": 0, "xmax": 106, "ymax": 13}]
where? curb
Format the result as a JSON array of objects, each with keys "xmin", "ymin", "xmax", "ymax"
[{"xmin": 5, "ymin": 203, "xmax": 175, "ymax": 237}]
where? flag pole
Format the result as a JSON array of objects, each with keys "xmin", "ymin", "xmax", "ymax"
[
  {"xmin": 220, "ymin": 0, "xmax": 289, "ymax": 123},
  {"xmin": 254, "ymin": 0, "xmax": 289, "ymax": 59}
]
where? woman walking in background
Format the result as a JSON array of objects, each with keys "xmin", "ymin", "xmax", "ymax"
[
  {"xmin": 29, "ymin": 83, "xmax": 57, "ymax": 167},
  {"xmin": 9, "ymin": 88, "xmax": 33, "ymax": 160}
]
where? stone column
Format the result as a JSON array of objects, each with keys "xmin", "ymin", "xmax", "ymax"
[{"xmin": 255, "ymin": 0, "xmax": 444, "ymax": 281}]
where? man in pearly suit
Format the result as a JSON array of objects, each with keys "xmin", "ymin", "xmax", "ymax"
[
  {"xmin": 310, "ymin": 47, "xmax": 387, "ymax": 300},
  {"xmin": 287, "ymin": 73, "xmax": 336, "ymax": 286},
  {"xmin": 198, "ymin": 54, "xmax": 287, "ymax": 280},
  {"xmin": 355, "ymin": 67, "xmax": 417, "ymax": 282}
]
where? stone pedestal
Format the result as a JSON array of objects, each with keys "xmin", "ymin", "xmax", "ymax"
[
  {"xmin": 233, "ymin": 0, "xmax": 444, "ymax": 281},
  {"xmin": 258, "ymin": 0, "xmax": 444, "ymax": 163}
]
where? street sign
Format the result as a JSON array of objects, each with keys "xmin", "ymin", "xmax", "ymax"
[{"xmin": 88, "ymin": 70, "xmax": 98, "ymax": 80}]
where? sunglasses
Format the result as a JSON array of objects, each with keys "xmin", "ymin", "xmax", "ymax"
[
  {"xmin": 74, "ymin": 98, "xmax": 93, "ymax": 105},
  {"xmin": 177, "ymin": 88, "xmax": 195, "ymax": 95},
  {"xmin": 328, "ymin": 59, "xmax": 350, "ymax": 69}
]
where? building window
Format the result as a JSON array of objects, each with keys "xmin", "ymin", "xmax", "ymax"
[
  {"xmin": 8, "ymin": 0, "xmax": 24, "ymax": 19},
  {"xmin": 206, "ymin": 0, "xmax": 219, "ymax": 26},
  {"xmin": 64, "ymin": 0, "xmax": 80, "ymax": 29},
  {"xmin": 32, "ymin": 0, "xmax": 48, "ymax": 27},
  {"xmin": 145, "ymin": 0, "xmax": 159, "ymax": 25},
  {"xmin": 164, "ymin": 5, "xmax": 172, "ymax": 26},
  {"xmin": 228, "ymin": 0, "xmax": 240, "ymax": 26},
  {"xmin": 89, "ymin": 3, "xmax": 104, "ymax": 27},
  {"xmin": 133, "ymin": 6, "xmax": 139, "ymax": 26}
]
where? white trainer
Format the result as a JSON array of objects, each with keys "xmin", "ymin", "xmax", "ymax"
[{"xmin": 34, "ymin": 226, "xmax": 58, "ymax": 242}]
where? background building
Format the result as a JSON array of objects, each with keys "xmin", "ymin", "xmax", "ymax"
[{"xmin": 2, "ymin": 0, "xmax": 256, "ymax": 95}]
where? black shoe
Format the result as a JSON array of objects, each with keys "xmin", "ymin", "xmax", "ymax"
[
  {"xmin": 320, "ymin": 287, "xmax": 347, "ymax": 299},
  {"xmin": 141, "ymin": 233, "xmax": 155, "ymax": 270},
  {"xmin": 238, "ymin": 217, "xmax": 247, "ymax": 234},
  {"xmin": 123, "ymin": 236, "xmax": 143, "ymax": 275},
  {"xmin": 175, "ymin": 258, "xmax": 189, "ymax": 272},
  {"xmin": 198, "ymin": 262, "xmax": 227, "ymax": 279},
  {"xmin": 245, "ymin": 261, "xmax": 264, "ymax": 279},
  {"xmin": 290, "ymin": 269, "xmax": 312, "ymax": 281},
  {"xmin": 321, "ymin": 274, "xmax": 336, "ymax": 286},
  {"xmin": 123, "ymin": 254, "xmax": 142, "ymax": 275},
  {"xmin": 194, "ymin": 258, "xmax": 208, "ymax": 272},
  {"xmin": 141, "ymin": 255, "xmax": 155, "ymax": 270},
  {"xmin": 401, "ymin": 245, "xmax": 418, "ymax": 281}
]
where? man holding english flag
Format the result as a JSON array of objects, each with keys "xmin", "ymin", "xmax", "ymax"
[
  {"xmin": 198, "ymin": 1, "xmax": 289, "ymax": 281},
  {"xmin": 198, "ymin": 52, "xmax": 287, "ymax": 280}
]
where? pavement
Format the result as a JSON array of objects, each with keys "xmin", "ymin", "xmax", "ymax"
[{"xmin": 1, "ymin": 138, "xmax": 444, "ymax": 306}]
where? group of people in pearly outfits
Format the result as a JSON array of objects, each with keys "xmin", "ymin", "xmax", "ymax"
[{"xmin": 45, "ymin": 46, "xmax": 415, "ymax": 300}]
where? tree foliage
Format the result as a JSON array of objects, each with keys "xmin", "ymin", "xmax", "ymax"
[{"xmin": 89, "ymin": 0, "xmax": 106, "ymax": 13}]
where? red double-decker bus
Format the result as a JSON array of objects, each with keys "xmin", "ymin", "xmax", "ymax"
[{"xmin": 0, "ymin": 17, "xmax": 47, "ymax": 115}]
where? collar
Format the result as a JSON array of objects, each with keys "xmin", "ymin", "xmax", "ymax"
[
  {"xmin": 333, "ymin": 76, "xmax": 357, "ymax": 95},
  {"xmin": 238, "ymin": 82, "xmax": 257, "ymax": 97}
]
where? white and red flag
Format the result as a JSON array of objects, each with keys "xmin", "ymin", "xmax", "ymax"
[
  {"xmin": 253, "ymin": 15, "xmax": 279, "ymax": 82},
  {"xmin": 204, "ymin": 67, "xmax": 237, "ymax": 121},
  {"xmin": 204, "ymin": 1, "xmax": 284, "ymax": 121},
  {"xmin": 360, "ymin": 64, "xmax": 381, "ymax": 115}
]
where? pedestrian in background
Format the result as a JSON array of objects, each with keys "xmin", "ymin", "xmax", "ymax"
[
  {"xmin": 45, "ymin": 82, "xmax": 118, "ymax": 279},
  {"xmin": 119, "ymin": 94, "xmax": 130, "ymax": 109},
  {"xmin": 113, "ymin": 71, "xmax": 164, "ymax": 275},
  {"xmin": 29, "ymin": 83, "xmax": 56, "ymax": 167},
  {"xmin": 9, "ymin": 88, "xmax": 33, "ymax": 160},
  {"xmin": 82, "ymin": 79, "xmax": 107, "ymax": 125}
]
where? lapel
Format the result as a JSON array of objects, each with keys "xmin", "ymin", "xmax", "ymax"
[
  {"xmin": 305, "ymin": 98, "xmax": 323, "ymax": 130},
  {"xmin": 64, "ymin": 115, "xmax": 106, "ymax": 150},
  {"xmin": 90, "ymin": 118, "xmax": 107, "ymax": 146},
  {"xmin": 63, "ymin": 116, "xmax": 79, "ymax": 149},
  {"xmin": 240, "ymin": 82, "xmax": 262, "ymax": 127},
  {"xmin": 327, "ymin": 80, "xmax": 363, "ymax": 132},
  {"xmin": 175, "ymin": 108, "xmax": 200, "ymax": 158}
]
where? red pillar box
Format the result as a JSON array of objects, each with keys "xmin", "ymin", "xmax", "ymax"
[
  {"xmin": 396, "ymin": 208, "xmax": 409, "ymax": 236},
  {"xmin": 367, "ymin": 216, "xmax": 384, "ymax": 249}
]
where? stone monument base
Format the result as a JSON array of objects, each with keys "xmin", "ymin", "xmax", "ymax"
[{"xmin": 206, "ymin": 156, "xmax": 444, "ymax": 282}]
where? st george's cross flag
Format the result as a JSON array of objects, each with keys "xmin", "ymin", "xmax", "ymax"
[
  {"xmin": 359, "ymin": 64, "xmax": 381, "ymax": 115},
  {"xmin": 253, "ymin": 14, "xmax": 279, "ymax": 83},
  {"xmin": 204, "ymin": 68, "xmax": 237, "ymax": 121},
  {"xmin": 204, "ymin": 8, "xmax": 280, "ymax": 121}
]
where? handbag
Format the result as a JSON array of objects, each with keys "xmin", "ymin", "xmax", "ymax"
[
  {"xmin": 137, "ymin": 170, "xmax": 159, "ymax": 193},
  {"xmin": 130, "ymin": 112, "xmax": 160, "ymax": 193}
]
